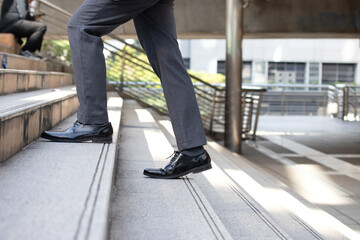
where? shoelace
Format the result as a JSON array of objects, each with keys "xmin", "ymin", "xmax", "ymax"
[
  {"xmin": 73, "ymin": 120, "xmax": 82, "ymax": 127},
  {"xmin": 166, "ymin": 151, "xmax": 181, "ymax": 163}
]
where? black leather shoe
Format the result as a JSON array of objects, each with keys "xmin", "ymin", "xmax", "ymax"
[
  {"xmin": 143, "ymin": 150, "xmax": 212, "ymax": 179},
  {"xmin": 41, "ymin": 120, "xmax": 113, "ymax": 143}
]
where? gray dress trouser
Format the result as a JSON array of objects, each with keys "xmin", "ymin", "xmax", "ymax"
[{"xmin": 67, "ymin": 0, "xmax": 206, "ymax": 150}]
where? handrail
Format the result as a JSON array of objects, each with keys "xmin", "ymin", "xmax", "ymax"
[
  {"xmin": 104, "ymin": 42, "xmax": 153, "ymax": 69},
  {"xmin": 108, "ymin": 34, "xmax": 146, "ymax": 54},
  {"xmin": 107, "ymin": 33, "xmax": 223, "ymax": 91},
  {"xmin": 104, "ymin": 44, "xmax": 155, "ymax": 73},
  {"xmin": 38, "ymin": 0, "xmax": 72, "ymax": 18}
]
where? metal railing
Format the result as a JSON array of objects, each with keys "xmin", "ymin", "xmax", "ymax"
[
  {"xmin": 337, "ymin": 84, "xmax": 360, "ymax": 121},
  {"xmin": 34, "ymin": 0, "xmax": 360, "ymax": 145},
  {"xmin": 13, "ymin": 0, "xmax": 360, "ymax": 128},
  {"xmin": 104, "ymin": 38, "xmax": 266, "ymax": 139},
  {"xmin": 36, "ymin": 0, "xmax": 267, "ymax": 139},
  {"xmin": 238, "ymin": 83, "xmax": 340, "ymax": 117}
]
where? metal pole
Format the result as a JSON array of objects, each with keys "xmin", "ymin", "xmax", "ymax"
[
  {"xmin": 225, "ymin": 0, "xmax": 244, "ymax": 153},
  {"xmin": 252, "ymin": 92, "xmax": 264, "ymax": 140},
  {"xmin": 209, "ymin": 90, "xmax": 218, "ymax": 134},
  {"xmin": 120, "ymin": 46, "xmax": 127, "ymax": 92}
]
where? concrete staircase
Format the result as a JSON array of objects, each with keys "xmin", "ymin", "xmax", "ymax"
[
  {"xmin": 0, "ymin": 50, "xmax": 124, "ymax": 239},
  {"xmin": 109, "ymin": 100, "xmax": 360, "ymax": 240},
  {"xmin": 0, "ymin": 52, "xmax": 77, "ymax": 162},
  {"xmin": 1, "ymin": 52, "xmax": 359, "ymax": 239}
]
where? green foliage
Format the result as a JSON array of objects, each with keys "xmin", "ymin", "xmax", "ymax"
[
  {"xmin": 104, "ymin": 42, "xmax": 224, "ymax": 114},
  {"xmin": 105, "ymin": 43, "xmax": 225, "ymax": 85},
  {"xmin": 105, "ymin": 45, "xmax": 159, "ymax": 84},
  {"xmin": 188, "ymin": 70, "xmax": 225, "ymax": 84},
  {"xmin": 42, "ymin": 40, "xmax": 72, "ymax": 66}
]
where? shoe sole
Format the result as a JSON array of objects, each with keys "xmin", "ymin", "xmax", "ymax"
[
  {"xmin": 41, "ymin": 134, "xmax": 112, "ymax": 143},
  {"xmin": 143, "ymin": 162, "xmax": 212, "ymax": 179}
]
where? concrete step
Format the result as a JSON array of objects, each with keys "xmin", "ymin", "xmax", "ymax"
[
  {"xmin": 0, "ymin": 86, "xmax": 78, "ymax": 162},
  {"xmin": 0, "ymin": 69, "xmax": 73, "ymax": 95},
  {"xmin": 0, "ymin": 44, "xmax": 18, "ymax": 54},
  {"xmin": 0, "ymin": 34, "xmax": 21, "ymax": 54},
  {"xmin": 109, "ymin": 99, "xmax": 232, "ymax": 240},
  {"xmin": 152, "ymin": 109, "xmax": 360, "ymax": 239},
  {"xmin": 1, "ymin": 52, "xmax": 47, "ymax": 71},
  {"xmin": 0, "ymin": 52, "xmax": 73, "ymax": 73},
  {"xmin": 45, "ymin": 58, "xmax": 74, "ymax": 74},
  {"xmin": 0, "ymin": 92, "xmax": 123, "ymax": 240}
]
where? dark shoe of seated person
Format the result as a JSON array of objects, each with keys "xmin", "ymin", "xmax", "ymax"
[
  {"xmin": 41, "ymin": 120, "xmax": 113, "ymax": 143},
  {"xmin": 19, "ymin": 50, "xmax": 41, "ymax": 60},
  {"xmin": 143, "ymin": 150, "xmax": 212, "ymax": 179}
]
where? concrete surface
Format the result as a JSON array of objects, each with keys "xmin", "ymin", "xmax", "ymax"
[
  {"xmin": 0, "ymin": 92, "xmax": 123, "ymax": 240},
  {"xmin": 43, "ymin": 0, "xmax": 360, "ymax": 39},
  {"xmin": 0, "ymin": 52, "xmax": 47, "ymax": 71},
  {"xmin": 109, "ymin": 100, "xmax": 296, "ymax": 240},
  {"xmin": 246, "ymin": 115, "xmax": 360, "ymax": 236},
  {"xmin": 0, "ymin": 86, "xmax": 78, "ymax": 162},
  {"xmin": 109, "ymin": 100, "xmax": 232, "ymax": 240},
  {"xmin": 1, "ymin": 96, "xmax": 359, "ymax": 239},
  {"xmin": 0, "ymin": 34, "xmax": 21, "ymax": 54},
  {"xmin": 151, "ymin": 106, "xmax": 360, "ymax": 239},
  {"xmin": 0, "ymin": 69, "xmax": 73, "ymax": 95}
]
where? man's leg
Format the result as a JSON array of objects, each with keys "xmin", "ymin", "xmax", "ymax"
[
  {"xmin": 9, "ymin": 20, "xmax": 46, "ymax": 52},
  {"xmin": 133, "ymin": 0, "xmax": 207, "ymax": 151},
  {"xmin": 67, "ymin": 0, "xmax": 159, "ymax": 124},
  {"xmin": 41, "ymin": 0, "xmax": 159, "ymax": 143},
  {"xmin": 136, "ymin": 0, "xmax": 211, "ymax": 178}
]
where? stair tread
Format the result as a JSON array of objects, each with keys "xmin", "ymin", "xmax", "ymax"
[
  {"xmin": 109, "ymin": 99, "xmax": 232, "ymax": 240},
  {"xmin": 0, "ymin": 92, "xmax": 123, "ymax": 240},
  {"xmin": 0, "ymin": 51, "xmax": 46, "ymax": 62},
  {"xmin": 150, "ymin": 107, "xmax": 360, "ymax": 240},
  {"xmin": 0, "ymin": 85, "xmax": 76, "ymax": 118},
  {"xmin": 147, "ymin": 106, "xmax": 292, "ymax": 239},
  {"xmin": 1, "ymin": 51, "xmax": 73, "ymax": 73}
]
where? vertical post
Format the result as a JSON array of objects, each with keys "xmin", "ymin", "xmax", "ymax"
[
  {"xmin": 343, "ymin": 86, "xmax": 349, "ymax": 120},
  {"xmin": 209, "ymin": 89, "xmax": 218, "ymax": 134},
  {"xmin": 324, "ymin": 88, "xmax": 328, "ymax": 116},
  {"xmin": 252, "ymin": 91, "xmax": 264, "ymax": 140},
  {"xmin": 281, "ymin": 88, "xmax": 285, "ymax": 116},
  {"xmin": 120, "ymin": 46, "xmax": 127, "ymax": 92},
  {"xmin": 225, "ymin": 0, "xmax": 244, "ymax": 153}
]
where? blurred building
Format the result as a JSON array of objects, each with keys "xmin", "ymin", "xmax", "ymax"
[{"xmin": 179, "ymin": 39, "xmax": 360, "ymax": 86}]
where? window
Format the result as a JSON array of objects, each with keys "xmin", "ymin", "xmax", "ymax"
[
  {"xmin": 322, "ymin": 63, "xmax": 355, "ymax": 85},
  {"xmin": 242, "ymin": 61, "xmax": 252, "ymax": 83},
  {"xmin": 309, "ymin": 62, "xmax": 320, "ymax": 85},
  {"xmin": 183, "ymin": 58, "xmax": 190, "ymax": 69},
  {"xmin": 217, "ymin": 60, "xmax": 226, "ymax": 75},
  {"xmin": 253, "ymin": 61, "xmax": 266, "ymax": 84},
  {"xmin": 217, "ymin": 60, "xmax": 252, "ymax": 83},
  {"xmin": 268, "ymin": 62, "xmax": 305, "ymax": 84}
]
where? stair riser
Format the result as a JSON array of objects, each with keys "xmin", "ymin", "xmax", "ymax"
[
  {"xmin": 1, "ymin": 54, "xmax": 47, "ymax": 71},
  {"xmin": 46, "ymin": 61, "xmax": 74, "ymax": 74},
  {"xmin": 0, "ymin": 95, "xmax": 79, "ymax": 162},
  {"xmin": 0, "ymin": 72, "xmax": 73, "ymax": 95},
  {"xmin": 0, "ymin": 34, "xmax": 21, "ymax": 55},
  {"xmin": 0, "ymin": 46, "xmax": 17, "ymax": 54}
]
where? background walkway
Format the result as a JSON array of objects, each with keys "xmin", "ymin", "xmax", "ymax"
[{"xmin": 247, "ymin": 116, "xmax": 360, "ymax": 235}]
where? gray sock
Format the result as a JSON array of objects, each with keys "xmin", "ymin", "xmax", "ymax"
[{"xmin": 181, "ymin": 146, "xmax": 205, "ymax": 157}]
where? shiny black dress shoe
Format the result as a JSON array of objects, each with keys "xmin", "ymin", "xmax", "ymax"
[
  {"xmin": 41, "ymin": 120, "xmax": 113, "ymax": 143},
  {"xmin": 143, "ymin": 150, "xmax": 212, "ymax": 179}
]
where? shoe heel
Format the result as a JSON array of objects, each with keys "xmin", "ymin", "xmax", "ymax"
[
  {"xmin": 92, "ymin": 137, "xmax": 112, "ymax": 143},
  {"xmin": 192, "ymin": 163, "xmax": 212, "ymax": 174}
]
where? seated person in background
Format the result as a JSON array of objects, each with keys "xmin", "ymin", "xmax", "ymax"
[{"xmin": 0, "ymin": 0, "xmax": 46, "ymax": 59}]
